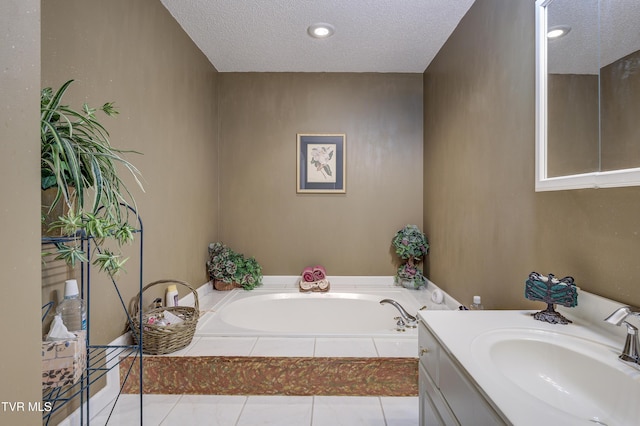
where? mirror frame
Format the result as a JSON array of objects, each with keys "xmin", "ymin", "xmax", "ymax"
[{"xmin": 535, "ymin": 0, "xmax": 640, "ymax": 191}]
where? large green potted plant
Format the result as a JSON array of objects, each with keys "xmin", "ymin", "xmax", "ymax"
[
  {"xmin": 207, "ymin": 242, "xmax": 262, "ymax": 290},
  {"xmin": 41, "ymin": 79, "xmax": 144, "ymax": 276}
]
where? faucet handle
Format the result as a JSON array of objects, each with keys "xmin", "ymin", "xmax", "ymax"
[
  {"xmin": 605, "ymin": 306, "xmax": 633, "ymax": 326},
  {"xmin": 605, "ymin": 306, "xmax": 640, "ymax": 326}
]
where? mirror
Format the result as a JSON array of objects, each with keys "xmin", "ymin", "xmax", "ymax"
[{"xmin": 535, "ymin": 0, "xmax": 640, "ymax": 191}]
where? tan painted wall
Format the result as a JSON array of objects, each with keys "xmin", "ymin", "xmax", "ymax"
[
  {"xmin": 0, "ymin": 1, "xmax": 42, "ymax": 424},
  {"xmin": 218, "ymin": 73, "xmax": 423, "ymax": 276},
  {"xmin": 424, "ymin": 0, "xmax": 640, "ymax": 309},
  {"xmin": 41, "ymin": 0, "xmax": 218, "ymax": 346}
]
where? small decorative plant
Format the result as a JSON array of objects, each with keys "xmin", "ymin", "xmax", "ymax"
[
  {"xmin": 207, "ymin": 242, "xmax": 262, "ymax": 290},
  {"xmin": 41, "ymin": 79, "xmax": 144, "ymax": 276},
  {"xmin": 396, "ymin": 262, "xmax": 426, "ymax": 284},
  {"xmin": 392, "ymin": 225, "xmax": 429, "ymax": 261},
  {"xmin": 392, "ymin": 225, "xmax": 429, "ymax": 289}
]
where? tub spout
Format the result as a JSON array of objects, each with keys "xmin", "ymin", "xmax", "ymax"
[{"xmin": 380, "ymin": 299, "xmax": 418, "ymax": 328}]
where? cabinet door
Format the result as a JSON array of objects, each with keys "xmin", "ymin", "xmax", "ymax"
[
  {"xmin": 419, "ymin": 364, "xmax": 441, "ymax": 425},
  {"xmin": 419, "ymin": 364, "xmax": 459, "ymax": 426},
  {"xmin": 419, "ymin": 322, "xmax": 440, "ymax": 384},
  {"xmin": 438, "ymin": 350, "xmax": 505, "ymax": 425}
]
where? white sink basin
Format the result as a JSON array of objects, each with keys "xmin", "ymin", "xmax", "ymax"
[{"xmin": 472, "ymin": 328, "xmax": 640, "ymax": 426}]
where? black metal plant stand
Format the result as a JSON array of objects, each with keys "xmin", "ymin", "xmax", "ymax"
[{"xmin": 42, "ymin": 208, "xmax": 144, "ymax": 425}]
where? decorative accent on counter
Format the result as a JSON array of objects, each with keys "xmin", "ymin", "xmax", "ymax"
[
  {"xmin": 392, "ymin": 225, "xmax": 429, "ymax": 289},
  {"xmin": 130, "ymin": 280, "xmax": 199, "ymax": 355},
  {"xmin": 207, "ymin": 242, "xmax": 263, "ymax": 291},
  {"xmin": 525, "ymin": 272, "xmax": 578, "ymax": 324},
  {"xmin": 299, "ymin": 265, "xmax": 330, "ymax": 292},
  {"xmin": 431, "ymin": 289, "xmax": 444, "ymax": 304}
]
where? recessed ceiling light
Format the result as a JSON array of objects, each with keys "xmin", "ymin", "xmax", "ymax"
[
  {"xmin": 547, "ymin": 25, "xmax": 571, "ymax": 39},
  {"xmin": 307, "ymin": 23, "xmax": 335, "ymax": 39}
]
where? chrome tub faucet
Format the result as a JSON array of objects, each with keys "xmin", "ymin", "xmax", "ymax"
[
  {"xmin": 604, "ymin": 306, "xmax": 640, "ymax": 365},
  {"xmin": 380, "ymin": 299, "xmax": 418, "ymax": 331}
]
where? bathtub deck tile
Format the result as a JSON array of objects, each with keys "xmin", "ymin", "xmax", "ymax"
[
  {"xmin": 373, "ymin": 338, "xmax": 418, "ymax": 358},
  {"xmin": 251, "ymin": 337, "xmax": 316, "ymax": 357},
  {"xmin": 197, "ymin": 293, "xmax": 226, "ymax": 312},
  {"xmin": 194, "ymin": 311, "xmax": 216, "ymax": 330},
  {"xmin": 314, "ymin": 338, "xmax": 378, "ymax": 357},
  {"xmin": 184, "ymin": 336, "xmax": 257, "ymax": 356}
]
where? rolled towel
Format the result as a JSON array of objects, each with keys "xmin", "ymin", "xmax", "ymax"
[
  {"xmin": 313, "ymin": 265, "xmax": 326, "ymax": 281},
  {"xmin": 302, "ymin": 266, "xmax": 315, "ymax": 282}
]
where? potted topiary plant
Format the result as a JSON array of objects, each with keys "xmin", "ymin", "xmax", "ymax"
[
  {"xmin": 41, "ymin": 79, "xmax": 144, "ymax": 276},
  {"xmin": 207, "ymin": 242, "xmax": 262, "ymax": 291},
  {"xmin": 392, "ymin": 225, "xmax": 429, "ymax": 289}
]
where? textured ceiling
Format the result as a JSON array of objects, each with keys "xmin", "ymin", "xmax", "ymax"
[{"xmin": 160, "ymin": 0, "xmax": 476, "ymax": 72}]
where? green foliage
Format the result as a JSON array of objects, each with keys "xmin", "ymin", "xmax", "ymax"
[
  {"xmin": 41, "ymin": 80, "xmax": 143, "ymax": 221},
  {"xmin": 392, "ymin": 225, "xmax": 429, "ymax": 288},
  {"xmin": 50, "ymin": 209, "xmax": 84, "ymax": 236},
  {"xmin": 396, "ymin": 263, "xmax": 426, "ymax": 289},
  {"xmin": 93, "ymin": 249, "xmax": 129, "ymax": 277},
  {"xmin": 392, "ymin": 225, "xmax": 429, "ymax": 261},
  {"xmin": 207, "ymin": 242, "xmax": 263, "ymax": 290},
  {"xmin": 53, "ymin": 242, "xmax": 89, "ymax": 268},
  {"xmin": 41, "ymin": 80, "xmax": 143, "ymax": 277},
  {"xmin": 83, "ymin": 212, "xmax": 114, "ymax": 242},
  {"xmin": 113, "ymin": 223, "xmax": 137, "ymax": 245}
]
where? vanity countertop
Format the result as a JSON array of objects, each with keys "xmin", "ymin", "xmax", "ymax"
[{"xmin": 418, "ymin": 309, "xmax": 640, "ymax": 426}]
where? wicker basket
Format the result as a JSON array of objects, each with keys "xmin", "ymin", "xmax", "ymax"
[{"xmin": 130, "ymin": 279, "xmax": 199, "ymax": 355}]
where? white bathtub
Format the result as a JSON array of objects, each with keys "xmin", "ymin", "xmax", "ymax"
[{"xmin": 195, "ymin": 277, "xmax": 455, "ymax": 338}]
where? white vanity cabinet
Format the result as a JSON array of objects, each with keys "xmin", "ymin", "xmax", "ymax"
[{"xmin": 418, "ymin": 320, "xmax": 508, "ymax": 425}]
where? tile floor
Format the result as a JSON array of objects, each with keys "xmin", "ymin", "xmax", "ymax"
[{"xmin": 91, "ymin": 394, "xmax": 418, "ymax": 425}]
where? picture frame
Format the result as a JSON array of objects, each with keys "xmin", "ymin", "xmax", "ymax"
[{"xmin": 296, "ymin": 133, "xmax": 346, "ymax": 194}]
